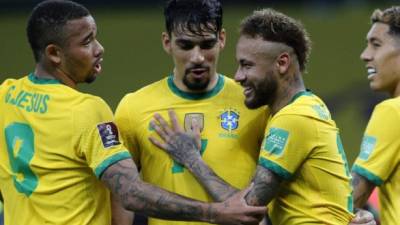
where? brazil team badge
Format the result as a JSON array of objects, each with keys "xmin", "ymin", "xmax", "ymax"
[{"xmin": 220, "ymin": 110, "xmax": 239, "ymax": 131}]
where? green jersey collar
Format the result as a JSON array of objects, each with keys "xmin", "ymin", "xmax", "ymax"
[
  {"xmin": 288, "ymin": 89, "xmax": 313, "ymax": 104},
  {"xmin": 28, "ymin": 73, "xmax": 61, "ymax": 85},
  {"xmin": 167, "ymin": 74, "xmax": 225, "ymax": 100}
]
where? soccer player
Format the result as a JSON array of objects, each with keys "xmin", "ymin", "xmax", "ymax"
[
  {"xmin": 150, "ymin": 8, "xmax": 375, "ymax": 225},
  {"xmin": 0, "ymin": 1, "xmax": 267, "ymax": 225},
  {"xmin": 114, "ymin": 0, "xmax": 268, "ymax": 224},
  {"xmin": 352, "ymin": 6, "xmax": 400, "ymax": 225}
]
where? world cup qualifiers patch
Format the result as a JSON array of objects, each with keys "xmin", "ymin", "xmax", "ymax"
[
  {"xmin": 97, "ymin": 122, "xmax": 121, "ymax": 148},
  {"xmin": 263, "ymin": 127, "xmax": 289, "ymax": 156}
]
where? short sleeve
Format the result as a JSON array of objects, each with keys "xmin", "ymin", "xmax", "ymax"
[
  {"xmin": 258, "ymin": 114, "xmax": 315, "ymax": 180},
  {"xmin": 352, "ymin": 103, "xmax": 400, "ymax": 186},
  {"xmin": 74, "ymin": 97, "xmax": 131, "ymax": 178},
  {"xmin": 115, "ymin": 94, "xmax": 141, "ymax": 165}
]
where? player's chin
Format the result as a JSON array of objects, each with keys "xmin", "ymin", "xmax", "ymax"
[
  {"xmin": 244, "ymin": 97, "xmax": 261, "ymax": 109},
  {"xmin": 85, "ymin": 74, "xmax": 97, "ymax": 84}
]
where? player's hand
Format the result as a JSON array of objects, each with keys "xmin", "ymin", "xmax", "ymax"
[
  {"xmin": 149, "ymin": 109, "xmax": 202, "ymax": 168},
  {"xmin": 212, "ymin": 184, "xmax": 266, "ymax": 225},
  {"xmin": 349, "ymin": 208, "xmax": 376, "ymax": 225}
]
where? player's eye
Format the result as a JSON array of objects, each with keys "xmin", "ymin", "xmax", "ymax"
[
  {"xmin": 176, "ymin": 40, "xmax": 195, "ymax": 50},
  {"xmin": 200, "ymin": 40, "xmax": 217, "ymax": 49}
]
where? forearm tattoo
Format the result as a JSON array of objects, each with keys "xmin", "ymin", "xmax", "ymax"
[
  {"xmin": 187, "ymin": 159, "xmax": 239, "ymax": 202},
  {"xmin": 245, "ymin": 166, "xmax": 281, "ymax": 206},
  {"xmin": 167, "ymin": 133, "xmax": 201, "ymax": 167},
  {"xmin": 101, "ymin": 159, "xmax": 211, "ymax": 222}
]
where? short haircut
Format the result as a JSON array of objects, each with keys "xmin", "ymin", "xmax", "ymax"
[
  {"xmin": 164, "ymin": 0, "xmax": 223, "ymax": 36},
  {"xmin": 239, "ymin": 8, "xmax": 311, "ymax": 72},
  {"xmin": 371, "ymin": 6, "xmax": 400, "ymax": 37},
  {"xmin": 27, "ymin": 0, "xmax": 90, "ymax": 62}
]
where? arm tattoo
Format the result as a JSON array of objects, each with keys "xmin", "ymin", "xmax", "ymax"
[
  {"xmin": 186, "ymin": 158, "xmax": 239, "ymax": 201},
  {"xmin": 162, "ymin": 133, "xmax": 238, "ymax": 201},
  {"xmin": 101, "ymin": 158, "xmax": 212, "ymax": 222},
  {"xmin": 245, "ymin": 166, "xmax": 282, "ymax": 206},
  {"xmin": 352, "ymin": 172, "xmax": 375, "ymax": 209}
]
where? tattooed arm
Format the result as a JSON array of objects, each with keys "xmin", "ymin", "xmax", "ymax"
[
  {"xmin": 149, "ymin": 110, "xmax": 282, "ymax": 205},
  {"xmin": 352, "ymin": 172, "xmax": 375, "ymax": 209},
  {"xmin": 101, "ymin": 158, "xmax": 266, "ymax": 225},
  {"xmin": 111, "ymin": 194, "xmax": 134, "ymax": 225},
  {"xmin": 149, "ymin": 111, "xmax": 238, "ymax": 201}
]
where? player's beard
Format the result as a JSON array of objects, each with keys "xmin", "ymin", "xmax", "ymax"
[
  {"xmin": 183, "ymin": 65, "xmax": 211, "ymax": 91},
  {"xmin": 245, "ymin": 70, "xmax": 278, "ymax": 109},
  {"xmin": 85, "ymin": 74, "xmax": 97, "ymax": 84}
]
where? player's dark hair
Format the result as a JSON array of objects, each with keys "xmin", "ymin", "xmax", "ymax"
[
  {"xmin": 239, "ymin": 8, "xmax": 311, "ymax": 72},
  {"xmin": 164, "ymin": 0, "xmax": 223, "ymax": 36},
  {"xmin": 27, "ymin": 0, "xmax": 90, "ymax": 62},
  {"xmin": 371, "ymin": 6, "xmax": 400, "ymax": 38}
]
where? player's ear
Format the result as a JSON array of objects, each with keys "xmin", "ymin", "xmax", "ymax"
[
  {"xmin": 162, "ymin": 32, "xmax": 172, "ymax": 54},
  {"xmin": 218, "ymin": 28, "xmax": 226, "ymax": 50},
  {"xmin": 45, "ymin": 44, "xmax": 62, "ymax": 65},
  {"xmin": 276, "ymin": 52, "xmax": 291, "ymax": 74}
]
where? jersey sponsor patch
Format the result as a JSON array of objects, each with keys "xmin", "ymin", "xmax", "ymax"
[
  {"xmin": 263, "ymin": 127, "xmax": 289, "ymax": 156},
  {"xmin": 97, "ymin": 122, "xmax": 121, "ymax": 148},
  {"xmin": 359, "ymin": 135, "xmax": 376, "ymax": 160}
]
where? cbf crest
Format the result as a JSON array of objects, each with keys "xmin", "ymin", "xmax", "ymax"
[{"xmin": 220, "ymin": 109, "xmax": 240, "ymax": 131}]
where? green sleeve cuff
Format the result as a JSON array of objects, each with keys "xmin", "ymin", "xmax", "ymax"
[
  {"xmin": 352, "ymin": 164, "xmax": 383, "ymax": 186},
  {"xmin": 258, "ymin": 158, "xmax": 292, "ymax": 180},
  {"xmin": 95, "ymin": 151, "xmax": 132, "ymax": 178}
]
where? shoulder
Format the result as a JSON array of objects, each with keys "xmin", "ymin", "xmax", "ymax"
[
  {"xmin": 73, "ymin": 94, "xmax": 113, "ymax": 123},
  {"xmin": 119, "ymin": 78, "xmax": 167, "ymax": 106}
]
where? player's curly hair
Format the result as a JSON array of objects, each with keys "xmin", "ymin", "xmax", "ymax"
[
  {"xmin": 27, "ymin": 0, "xmax": 90, "ymax": 62},
  {"xmin": 239, "ymin": 8, "xmax": 311, "ymax": 72},
  {"xmin": 164, "ymin": 0, "xmax": 223, "ymax": 36},
  {"xmin": 371, "ymin": 6, "xmax": 400, "ymax": 37}
]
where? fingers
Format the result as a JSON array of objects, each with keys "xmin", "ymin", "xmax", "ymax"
[
  {"xmin": 191, "ymin": 119, "xmax": 201, "ymax": 149},
  {"xmin": 150, "ymin": 120, "xmax": 170, "ymax": 143},
  {"xmin": 154, "ymin": 113, "xmax": 174, "ymax": 135},
  {"xmin": 168, "ymin": 109, "xmax": 183, "ymax": 132},
  {"xmin": 148, "ymin": 136, "xmax": 168, "ymax": 151},
  {"xmin": 350, "ymin": 209, "xmax": 376, "ymax": 225}
]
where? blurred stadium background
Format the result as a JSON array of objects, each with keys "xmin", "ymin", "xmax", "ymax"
[{"xmin": 0, "ymin": 0, "xmax": 397, "ymax": 224}]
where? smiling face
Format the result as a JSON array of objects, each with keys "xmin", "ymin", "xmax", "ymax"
[
  {"xmin": 162, "ymin": 29, "xmax": 225, "ymax": 92},
  {"xmin": 234, "ymin": 35, "xmax": 280, "ymax": 109},
  {"xmin": 360, "ymin": 22, "xmax": 400, "ymax": 96},
  {"xmin": 58, "ymin": 15, "xmax": 104, "ymax": 84}
]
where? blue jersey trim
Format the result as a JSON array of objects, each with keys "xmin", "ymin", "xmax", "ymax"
[
  {"xmin": 167, "ymin": 74, "xmax": 225, "ymax": 100},
  {"xmin": 95, "ymin": 151, "xmax": 132, "ymax": 178},
  {"xmin": 352, "ymin": 164, "xmax": 383, "ymax": 186},
  {"xmin": 258, "ymin": 158, "xmax": 292, "ymax": 180},
  {"xmin": 28, "ymin": 73, "xmax": 61, "ymax": 85}
]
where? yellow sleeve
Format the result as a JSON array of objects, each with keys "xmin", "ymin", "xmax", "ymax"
[
  {"xmin": 115, "ymin": 94, "xmax": 140, "ymax": 166},
  {"xmin": 74, "ymin": 96, "xmax": 131, "ymax": 178},
  {"xmin": 352, "ymin": 103, "xmax": 400, "ymax": 186},
  {"xmin": 258, "ymin": 114, "xmax": 316, "ymax": 179}
]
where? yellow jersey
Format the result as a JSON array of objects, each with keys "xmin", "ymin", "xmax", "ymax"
[
  {"xmin": 0, "ymin": 74, "xmax": 131, "ymax": 225},
  {"xmin": 115, "ymin": 74, "xmax": 268, "ymax": 225},
  {"xmin": 259, "ymin": 91, "xmax": 354, "ymax": 224},
  {"xmin": 352, "ymin": 98, "xmax": 400, "ymax": 225}
]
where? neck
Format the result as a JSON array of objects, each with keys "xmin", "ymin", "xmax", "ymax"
[
  {"xmin": 172, "ymin": 69, "xmax": 219, "ymax": 93},
  {"xmin": 34, "ymin": 62, "xmax": 77, "ymax": 89},
  {"xmin": 391, "ymin": 81, "xmax": 400, "ymax": 98},
  {"xmin": 270, "ymin": 73, "xmax": 305, "ymax": 115}
]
